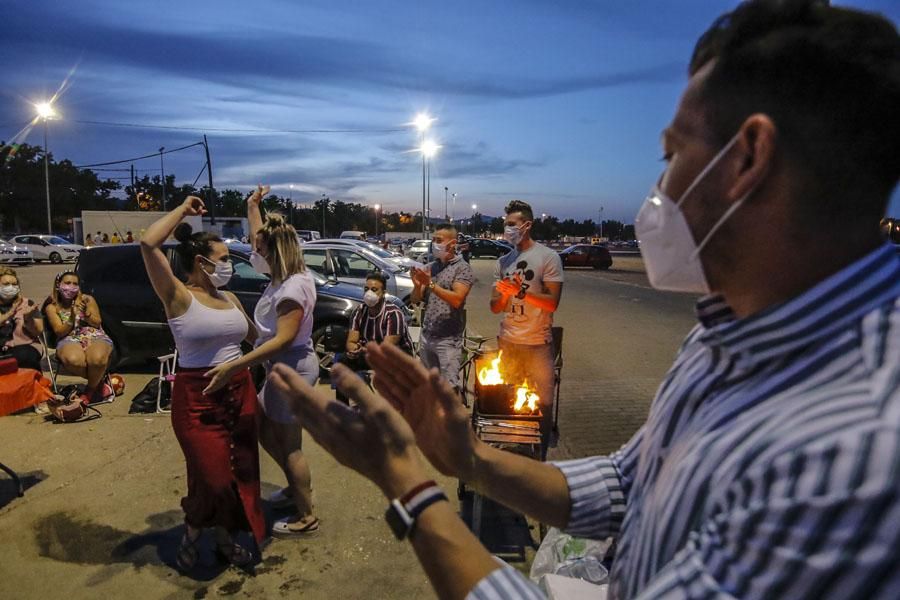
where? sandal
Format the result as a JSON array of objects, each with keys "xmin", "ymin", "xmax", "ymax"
[
  {"xmin": 176, "ymin": 531, "xmax": 202, "ymax": 572},
  {"xmin": 272, "ymin": 516, "xmax": 320, "ymax": 538}
]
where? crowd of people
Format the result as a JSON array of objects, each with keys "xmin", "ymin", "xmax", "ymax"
[
  {"xmin": 2, "ymin": 1, "xmax": 898, "ymax": 597},
  {"xmin": 0, "ymin": 266, "xmax": 116, "ymax": 405},
  {"xmin": 84, "ymin": 230, "xmax": 138, "ymax": 246}
]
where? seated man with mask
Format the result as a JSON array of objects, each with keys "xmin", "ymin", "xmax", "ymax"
[{"xmin": 336, "ymin": 271, "xmax": 412, "ymax": 401}]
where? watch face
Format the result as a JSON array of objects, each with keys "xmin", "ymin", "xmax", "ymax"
[{"xmin": 385, "ymin": 500, "xmax": 413, "ymax": 540}]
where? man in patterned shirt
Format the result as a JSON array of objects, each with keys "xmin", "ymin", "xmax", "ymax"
[
  {"xmin": 272, "ymin": 1, "xmax": 900, "ymax": 598},
  {"xmin": 410, "ymin": 223, "xmax": 475, "ymax": 390}
]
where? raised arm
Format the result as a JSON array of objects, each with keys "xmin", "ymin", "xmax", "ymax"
[
  {"xmin": 140, "ymin": 196, "xmax": 204, "ymax": 315},
  {"xmin": 247, "ymin": 184, "xmax": 270, "ymax": 251}
]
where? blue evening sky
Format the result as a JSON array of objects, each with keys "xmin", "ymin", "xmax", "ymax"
[{"xmin": 3, "ymin": 0, "xmax": 898, "ymax": 222}]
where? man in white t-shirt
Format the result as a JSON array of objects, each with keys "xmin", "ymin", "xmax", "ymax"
[{"xmin": 490, "ymin": 200, "xmax": 564, "ymax": 443}]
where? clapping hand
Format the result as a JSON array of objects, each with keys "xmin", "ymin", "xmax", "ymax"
[
  {"xmin": 269, "ymin": 362, "xmax": 430, "ymax": 498},
  {"xmin": 410, "ymin": 267, "xmax": 431, "ymax": 288},
  {"xmin": 366, "ymin": 343, "xmax": 479, "ymax": 480},
  {"xmin": 495, "ymin": 275, "xmax": 522, "ymax": 297}
]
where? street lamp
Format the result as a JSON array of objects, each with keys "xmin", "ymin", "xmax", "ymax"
[
  {"xmin": 451, "ymin": 193, "xmax": 457, "ymax": 222},
  {"xmin": 471, "ymin": 203, "xmax": 477, "ymax": 235},
  {"xmin": 444, "ymin": 186, "xmax": 449, "ymax": 221},
  {"xmin": 374, "ymin": 203, "xmax": 381, "ymax": 239},
  {"xmin": 410, "ymin": 113, "xmax": 435, "ymax": 238},
  {"xmin": 321, "ymin": 193, "xmax": 328, "ymax": 236},
  {"xmin": 35, "ymin": 101, "xmax": 56, "ymax": 234},
  {"xmin": 419, "ymin": 139, "xmax": 440, "ymax": 238},
  {"xmin": 598, "ymin": 206, "xmax": 604, "ymax": 239}
]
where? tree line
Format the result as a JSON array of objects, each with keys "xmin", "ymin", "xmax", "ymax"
[{"xmin": 1, "ymin": 142, "xmax": 634, "ymax": 239}]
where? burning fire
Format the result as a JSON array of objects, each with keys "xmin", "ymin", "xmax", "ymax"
[
  {"xmin": 477, "ymin": 352, "xmax": 541, "ymax": 414},
  {"xmin": 478, "ymin": 352, "xmax": 506, "ymax": 385},
  {"xmin": 515, "ymin": 382, "xmax": 540, "ymax": 413}
]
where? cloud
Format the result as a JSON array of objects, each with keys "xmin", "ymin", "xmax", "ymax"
[{"xmin": 5, "ymin": 4, "xmax": 680, "ymax": 102}]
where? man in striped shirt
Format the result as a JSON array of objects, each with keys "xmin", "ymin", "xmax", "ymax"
[{"xmin": 271, "ymin": 1, "xmax": 900, "ymax": 598}]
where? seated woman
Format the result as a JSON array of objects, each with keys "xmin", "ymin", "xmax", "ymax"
[
  {"xmin": 0, "ymin": 267, "xmax": 43, "ymax": 371},
  {"xmin": 44, "ymin": 271, "xmax": 114, "ymax": 404}
]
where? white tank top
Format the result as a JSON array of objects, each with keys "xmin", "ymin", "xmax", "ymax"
[{"xmin": 167, "ymin": 294, "xmax": 247, "ymax": 368}]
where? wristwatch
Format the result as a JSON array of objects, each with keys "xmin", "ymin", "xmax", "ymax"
[
  {"xmin": 428, "ymin": 281, "xmax": 436, "ymax": 291},
  {"xmin": 385, "ymin": 480, "xmax": 448, "ymax": 540}
]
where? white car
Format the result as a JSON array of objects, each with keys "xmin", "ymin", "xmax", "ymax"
[
  {"xmin": 404, "ymin": 239, "xmax": 432, "ymax": 263},
  {"xmin": 0, "ymin": 239, "xmax": 34, "ymax": 265},
  {"xmin": 306, "ymin": 238, "xmax": 422, "ymax": 270},
  {"xmin": 10, "ymin": 235, "xmax": 83, "ymax": 263}
]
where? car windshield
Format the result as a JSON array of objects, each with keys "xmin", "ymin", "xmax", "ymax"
[
  {"xmin": 562, "ymin": 246, "xmax": 580, "ymax": 253},
  {"xmin": 45, "ymin": 236, "xmax": 70, "ymax": 245},
  {"xmin": 357, "ymin": 248, "xmax": 400, "ymax": 272},
  {"xmin": 357, "ymin": 242, "xmax": 394, "ymax": 258}
]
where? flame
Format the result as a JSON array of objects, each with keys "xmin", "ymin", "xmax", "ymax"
[
  {"xmin": 477, "ymin": 352, "xmax": 540, "ymax": 414},
  {"xmin": 514, "ymin": 381, "xmax": 540, "ymax": 413},
  {"xmin": 477, "ymin": 351, "xmax": 505, "ymax": 385}
]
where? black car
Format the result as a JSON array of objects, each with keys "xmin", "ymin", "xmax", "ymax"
[
  {"xmin": 72, "ymin": 243, "xmax": 406, "ymax": 368},
  {"xmin": 469, "ymin": 238, "xmax": 512, "ymax": 259}
]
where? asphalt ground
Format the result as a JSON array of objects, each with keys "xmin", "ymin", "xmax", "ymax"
[{"xmin": 0, "ymin": 253, "xmax": 700, "ymax": 598}]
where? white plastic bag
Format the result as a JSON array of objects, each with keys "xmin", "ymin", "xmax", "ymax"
[{"xmin": 530, "ymin": 527, "xmax": 611, "ymax": 584}]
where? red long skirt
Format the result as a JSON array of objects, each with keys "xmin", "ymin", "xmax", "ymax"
[{"xmin": 171, "ymin": 367, "xmax": 265, "ymax": 545}]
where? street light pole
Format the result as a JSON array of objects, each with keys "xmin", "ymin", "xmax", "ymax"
[
  {"xmin": 35, "ymin": 101, "xmax": 56, "ymax": 234},
  {"xmin": 412, "ymin": 113, "xmax": 434, "ymax": 240},
  {"xmin": 471, "ymin": 204, "xmax": 477, "ymax": 236},
  {"xmin": 159, "ymin": 147, "xmax": 166, "ymax": 211},
  {"xmin": 599, "ymin": 206, "xmax": 604, "ymax": 239},
  {"xmin": 43, "ymin": 118, "xmax": 52, "ymax": 234},
  {"xmin": 444, "ymin": 186, "xmax": 448, "ymax": 221},
  {"xmin": 289, "ymin": 184, "xmax": 294, "ymax": 226},
  {"xmin": 451, "ymin": 193, "xmax": 457, "ymax": 222},
  {"xmin": 321, "ymin": 194, "xmax": 327, "ymax": 236},
  {"xmin": 374, "ymin": 204, "xmax": 381, "ymax": 239}
]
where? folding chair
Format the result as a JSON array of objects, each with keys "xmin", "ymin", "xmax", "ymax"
[
  {"xmin": 156, "ymin": 351, "xmax": 177, "ymax": 414},
  {"xmin": 40, "ymin": 330, "xmax": 115, "ymax": 405}
]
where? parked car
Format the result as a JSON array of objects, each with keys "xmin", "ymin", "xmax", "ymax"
[
  {"xmin": 71, "ymin": 243, "xmax": 408, "ymax": 369},
  {"xmin": 468, "ymin": 238, "xmax": 512, "ymax": 259},
  {"xmin": 405, "ymin": 239, "xmax": 432, "ymax": 263},
  {"xmin": 306, "ymin": 238, "xmax": 421, "ymax": 269},
  {"xmin": 10, "ymin": 234, "xmax": 83, "ymax": 263},
  {"xmin": 558, "ymin": 244, "xmax": 612, "ymax": 270},
  {"xmin": 339, "ymin": 230, "xmax": 366, "ymax": 240},
  {"xmin": 300, "ymin": 242, "xmax": 415, "ymax": 304},
  {"xmin": 297, "ymin": 230, "xmax": 321, "ymax": 242},
  {"xmin": 0, "ymin": 238, "xmax": 34, "ymax": 265}
]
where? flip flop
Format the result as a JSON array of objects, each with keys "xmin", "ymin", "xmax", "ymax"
[{"xmin": 272, "ymin": 516, "xmax": 320, "ymax": 538}]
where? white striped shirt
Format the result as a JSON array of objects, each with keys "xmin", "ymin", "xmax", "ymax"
[{"xmin": 469, "ymin": 243, "xmax": 900, "ymax": 599}]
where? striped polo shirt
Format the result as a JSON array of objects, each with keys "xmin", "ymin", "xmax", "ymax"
[
  {"xmin": 350, "ymin": 301, "xmax": 412, "ymax": 353},
  {"xmin": 470, "ymin": 243, "xmax": 900, "ymax": 599}
]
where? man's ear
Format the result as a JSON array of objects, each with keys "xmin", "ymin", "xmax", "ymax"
[{"xmin": 729, "ymin": 113, "xmax": 776, "ymax": 202}]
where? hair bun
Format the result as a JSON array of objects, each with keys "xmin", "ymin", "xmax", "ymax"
[{"xmin": 173, "ymin": 222, "xmax": 193, "ymax": 243}]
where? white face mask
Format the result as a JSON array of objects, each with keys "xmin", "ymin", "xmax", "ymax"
[
  {"xmin": 504, "ymin": 224, "xmax": 526, "ymax": 246},
  {"xmin": 635, "ymin": 134, "xmax": 750, "ymax": 294},
  {"xmin": 431, "ymin": 241, "xmax": 450, "ymax": 261},
  {"xmin": 200, "ymin": 256, "xmax": 234, "ymax": 288},
  {"xmin": 363, "ymin": 290, "xmax": 381, "ymax": 307},
  {"xmin": 0, "ymin": 285, "xmax": 19, "ymax": 301},
  {"xmin": 249, "ymin": 250, "xmax": 271, "ymax": 275}
]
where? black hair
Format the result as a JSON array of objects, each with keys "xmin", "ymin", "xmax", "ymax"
[
  {"xmin": 504, "ymin": 200, "xmax": 534, "ymax": 222},
  {"xmin": 365, "ymin": 270, "xmax": 387, "ymax": 290},
  {"xmin": 173, "ymin": 223, "xmax": 222, "ymax": 272},
  {"xmin": 691, "ymin": 0, "xmax": 900, "ymax": 226},
  {"xmin": 435, "ymin": 223, "xmax": 457, "ymax": 234}
]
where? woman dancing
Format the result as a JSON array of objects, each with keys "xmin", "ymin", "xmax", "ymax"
[
  {"xmin": 205, "ymin": 184, "xmax": 319, "ymax": 537},
  {"xmin": 141, "ymin": 195, "xmax": 264, "ymax": 571}
]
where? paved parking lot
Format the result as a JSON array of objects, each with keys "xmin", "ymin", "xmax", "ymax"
[{"xmin": 0, "ymin": 253, "xmax": 699, "ymax": 598}]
